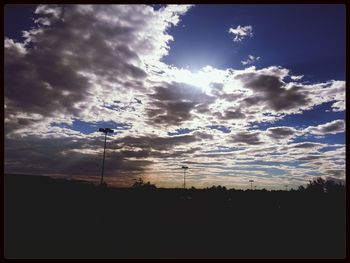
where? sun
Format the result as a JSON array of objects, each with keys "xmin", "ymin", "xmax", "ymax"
[{"xmin": 167, "ymin": 65, "xmax": 229, "ymax": 93}]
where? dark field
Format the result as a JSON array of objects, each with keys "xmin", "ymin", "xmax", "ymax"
[{"xmin": 4, "ymin": 174, "xmax": 346, "ymax": 259}]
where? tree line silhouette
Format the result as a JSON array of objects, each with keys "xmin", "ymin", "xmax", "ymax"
[
  {"xmin": 131, "ymin": 176, "xmax": 345, "ymax": 194},
  {"xmin": 4, "ymin": 174, "xmax": 345, "ymax": 259}
]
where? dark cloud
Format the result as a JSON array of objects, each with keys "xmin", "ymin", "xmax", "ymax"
[
  {"xmin": 4, "ymin": 130, "xmax": 208, "ymax": 181},
  {"xmin": 236, "ymin": 73, "xmax": 311, "ymax": 112},
  {"xmin": 266, "ymin": 126, "xmax": 296, "ymax": 140},
  {"xmin": 216, "ymin": 108, "xmax": 245, "ymax": 120},
  {"xmin": 231, "ymin": 131, "xmax": 262, "ymax": 145},
  {"xmin": 224, "ymin": 109, "xmax": 245, "ymax": 119},
  {"xmin": 112, "ymin": 132, "xmax": 209, "ymax": 151},
  {"xmin": 297, "ymin": 155, "xmax": 321, "ymax": 161},
  {"xmin": 118, "ymin": 146, "xmax": 200, "ymax": 159},
  {"xmin": 147, "ymin": 82, "xmax": 215, "ymax": 126},
  {"xmin": 320, "ymin": 121, "xmax": 345, "ymax": 133},
  {"xmin": 293, "ymin": 142, "xmax": 323, "ymax": 148},
  {"xmin": 4, "ymin": 4, "xmax": 169, "ymax": 136},
  {"xmin": 305, "ymin": 120, "xmax": 345, "ymax": 135},
  {"xmin": 147, "ymin": 100, "xmax": 197, "ymax": 126},
  {"xmin": 4, "ymin": 135, "xmax": 154, "ymax": 179},
  {"xmin": 194, "ymin": 131, "xmax": 214, "ymax": 140},
  {"xmin": 120, "ymin": 149, "xmax": 152, "ymax": 158},
  {"xmin": 5, "ymin": 45, "xmax": 89, "ymax": 118}
]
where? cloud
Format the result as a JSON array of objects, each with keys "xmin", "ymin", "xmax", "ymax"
[
  {"xmin": 304, "ymin": 120, "xmax": 345, "ymax": 135},
  {"xmin": 297, "ymin": 155, "xmax": 322, "ymax": 162},
  {"xmin": 231, "ymin": 131, "xmax": 263, "ymax": 145},
  {"xmin": 4, "ymin": 4, "xmax": 192, "ymax": 136},
  {"xmin": 241, "ymin": 55, "xmax": 260, "ymax": 65},
  {"xmin": 112, "ymin": 133, "xmax": 201, "ymax": 151},
  {"xmin": 292, "ymin": 142, "xmax": 325, "ymax": 149},
  {"xmin": 304, "ymin": 80, "xmax": 345, "ymax": 113},
  {"xmin": 323, "ymin": 81, "xmax": 345, "ymax": 112},
  {"xmin": 4, "ymin": 132, "xmax": 205, "ymax": 179},
  {"xmin": 266, "ymin": 126, "xmax": 297, "ymax": 140},
  {"xmin": 214, "ymin": 108, "xmax": 246, "ymax": 120},
  {"xmin": 146, "ymin": 81, "xmax": 215, "ymax": 126},
  {"xmin": 236, "ymin": 71, "xmax": 311, "ymax": 112},
  {"xmin": 290, "ymin": 75, "xmax": 304, "ymax": 81},
  {"xmin": 4, "ymin": 5, "xmax": 345, "ymax": 189},
  {"xmin": 4, "ymin": 135, "xmax": 150, "ymax": 179},
  {"xmin": 228, "ymin": 25, "xmax": 253, "ymax": 42},
  {"xmin": 154, "ymin": 65, "xmax": 345, "ymax": 129}
]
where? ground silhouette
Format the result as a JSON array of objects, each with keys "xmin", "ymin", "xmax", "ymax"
[{"xmin": 4, "ymin": 174, "xmax": 345, "ymax": 259}]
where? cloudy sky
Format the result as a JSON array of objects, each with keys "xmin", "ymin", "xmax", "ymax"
[{"xmin": 4, "ymin": 4, "xmax": 345, "ymax": 189}]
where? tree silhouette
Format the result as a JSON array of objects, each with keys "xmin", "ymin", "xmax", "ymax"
[
  {"xmin": 307, "ymin": 177, "xmax": 326, "ymax": 193},
  {"xmin": 132, "ymin": 178, "xmax": 156, "ymax": 189},
  {"xmin": 304, "ymin": 177, "xmax": 345, "ymax": 194},
  {"xmin": 324, "ymin": 178, "xmax": 345, "ymax": 194},
  {"xmin": 298, "ymin": 185, "xmax": 306, "ymax": 192}
]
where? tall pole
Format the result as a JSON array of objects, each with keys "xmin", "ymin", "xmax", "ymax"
[
  {"xmin": 183, "ymin": 169, "xmax": 186, "ymax": 189},
  {"xmin": 249, "ymin": 180, "xmax": 254, "ymax": 190},
  {"xmin": 181, "ymin": 166, "xmax": 188, "ymax": 189},
  {"xmin": 99, "ymin": 128, "xmax": 114, "ymax": 187},
  {"xmin": 101, "ymin": 132, "xmax": 107, "ymax": 185}
]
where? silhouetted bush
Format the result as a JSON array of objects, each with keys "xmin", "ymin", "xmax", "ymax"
[
  {"xmin": 207, "ymin": 185, "xmax": 227, "ymax": 191},
  {"xmin": 132, "ymin": 178, "xmax": 156, "ymax": 189},
  {"xmin": 298, "ymin": 185, "xmax": 306, "ymax": 192}
]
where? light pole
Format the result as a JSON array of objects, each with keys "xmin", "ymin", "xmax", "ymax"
[
  {"xmin": 181, "ymin": 166, "xmax": 189, "ymax": 189},
  {"xmin": 99, "ymin": 128, "xmax": 114, "ymax": 186},
  {"xmin": 249, "ymin": 180, "xmax": 254, "ymax": 190}
]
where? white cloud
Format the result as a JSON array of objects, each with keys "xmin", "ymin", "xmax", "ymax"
[
  {"xmin": 241, "ymin": 55, "xmax": 260, "ymax": 65},
  {"xmin": 228, "ymin": 25, "xmax": 253, "ymax": 42},
  {"xmin": 290, "ymin": 75, "xmax": 304, "ymax": 81},
  {"xmin": 4, "ymin": 38, "xmax": 27, "ymax": 54}
]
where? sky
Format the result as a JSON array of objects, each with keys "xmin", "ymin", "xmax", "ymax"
[{"xmin": 4, "ymin": 4, "xmax": 346, "ymax": 189}]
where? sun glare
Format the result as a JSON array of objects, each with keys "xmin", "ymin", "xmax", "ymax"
[{"xmin": 168, "ymin": 65, "xmax": 230, "ymax": 93}]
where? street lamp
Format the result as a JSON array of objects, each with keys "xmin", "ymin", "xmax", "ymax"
[
  {"xmin": 249, "ymin": 180, "xmax": 254, "ymax": 190},
  {"xmin": 181, "ymin": 166, "xmax": 189, "ymax": 189},
  {"xmin": 99, "ymin": 128, "xmax": 114, "ymax": 186}
]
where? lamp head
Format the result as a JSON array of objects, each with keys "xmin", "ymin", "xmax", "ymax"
[
  {"xmin": 99, "ymin": 128, "xmax": 114, "ymax": 133},
  {"xmin": 105, "ymin": 128, "xmax": 114, "ymax": 133}
]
